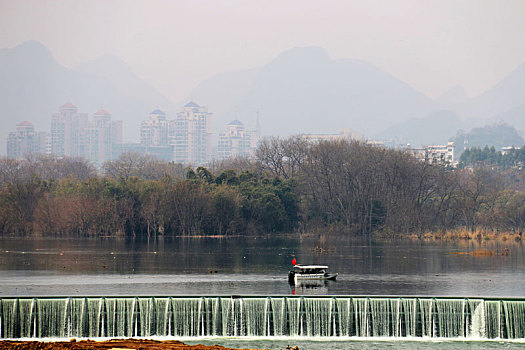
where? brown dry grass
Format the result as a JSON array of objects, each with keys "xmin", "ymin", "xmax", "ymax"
[
  {"xmin": 0, "ymin": 339, "xmax": 266, "ymax": 350},
  {"xmin": 404, "ymin": 228, "xmax": 522, "ymax": 242}
]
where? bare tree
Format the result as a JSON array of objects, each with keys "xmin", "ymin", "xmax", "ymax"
[
  {"xmin": 0, "ymin": 157, "xmax": 26, "ymax": 184},
  {"xmin": 207, "ymin": 156, "xmax": 260, "ymax": 174},
  {"xmin": 456, "ymin": 169, "xmax": 503, "ymax": 232},
  {"xmin": 102, "ymin": 152, "xmax": 184, "ymax": 180},
  {"xmin": 25, "ymin": 154, "xmax": 96, "ymax": 181},
  {"xmin": 256, "ymin": 135, "xmax": 309, "ymax": 179}
]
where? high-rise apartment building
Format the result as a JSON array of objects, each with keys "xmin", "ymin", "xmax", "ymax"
[
  {"xmin": 51, "ymin": 103, "xmax": 88, "ymax": 158},
  {"xmin": 84, "ymin": 109, "xmax": 115, "ymax": 165},
  {"xmin": 140, "ymin": 109, "xmax": 169, "ymax": 146},
  {"xmin": 6, "ymin": 121, "xmax": 49, "ymax": 159},
  {"xmin": 50, "ymin": 103, "xmax": 122, "ymax": 165},
  {"xmin": 111, "ymin": 120, "xmax": 123, "ymax": 146},
  {"xmin": 217, "ymin": 119, "xmax": 258, "ymax": 160},
  {"xmin": 137, "ymin": 109, "xmax": 173, "ymax": 162},
  {"xmin": 171, "ymin": 102, "xmax": 212, "ymax": 165}
]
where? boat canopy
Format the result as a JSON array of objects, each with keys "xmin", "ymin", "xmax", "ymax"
[{"xmin": 294, "ymin": 264, "xmax": 328, "ymax": 269}]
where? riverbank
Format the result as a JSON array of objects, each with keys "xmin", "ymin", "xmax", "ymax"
[
  {"xmin": 400, "ymin": 228, "xmax": 522, "ymax": 242},
  {"xmin": 0, "ymin": 339, "xmax": 268, "ymax": 350}
]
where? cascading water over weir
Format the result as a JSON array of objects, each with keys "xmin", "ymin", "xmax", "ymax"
[{"xmin": 1, "ymin": 296, "xmax": 524, "ymax": 339}]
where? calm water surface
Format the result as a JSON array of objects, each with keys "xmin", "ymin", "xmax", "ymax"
[{"xmin": 0, "ymin": 235, "xmax": 523, "ymax": 297}]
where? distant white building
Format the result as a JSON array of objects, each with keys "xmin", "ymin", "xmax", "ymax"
[
  {"xmin": 366, "ymin": 139, "xmax": 401, "ymax": 149},
  {"xmin": 51, "ymin": 102, "xmax": 89, "ymax": 158},
  {"xmin": 408, "ymin": 142, "xmax": 455, "ymax": 165},
  {"xmin": 84, "ymin": 109, "xmax": 115, "ymax": 165},
  {"xmin": 50, "ymin": 103, "xmax": 122, "ymax": 165},
  {"xmin": 170, "ymin": 101, "xmax": 212, "ymax": 165},
  {"xmin": 111, "ymin": 120, "xmax": 123, "ymax": 146},
  {"xmin": 140, "ymin": 109, "xmax": 169, "ymax": 147},
  {"xmin": 501, "ymin": 146, "xmax": 516, "ymax": 155},
  {"xmin": 217, "ymin": 119, "xmax": 258, "ymax": 160},
  {"xmin": 300, "ymin": 128, "xmax": 363, "ymax": 143},
  {"xmin": 7, "ymin": 121, "xmax": 49, "ymax": 159}
]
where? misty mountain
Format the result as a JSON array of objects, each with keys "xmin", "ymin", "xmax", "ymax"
[
  {"xmin": 189, "ymin": 47, "xmax": 525, "ymax": 144},
  {"xmin": 375, "ymin": 62, "xmax": 525, "ymax": 145},
  {"xmin": 430, "ymin": 64, "xmax": 525, "ymax": 124},
  {"xmin": 75, "ymin": 55, "xmax": 176, "ymax": 112},
  {"xmin": 185, "ymin": 68, "xmax": 260, "ymax": 125},
  {"xmin": 0, "ymin": 41, "xmax": 175, "ymax": 151},
  {"xmin": 459, "ymin": 63, "xmax": 525, "ymax": 121},
  {"xmin": 434, "ymin": 85, "xmax": 470, "ymax": 111},
  {"xmin": 188, "ymin": 47, "xmax": 436, "ymax": 136},
  {"xmin": 490, "ymin": 103, "xmax": 525, "ymax": 133},
  {"xmin": 377, "ymin": 110, "xmax": 467, "ymax": 147},
  {"xmin": 4, "ymin": 41, "xmax": 525, "ymax": 153}
]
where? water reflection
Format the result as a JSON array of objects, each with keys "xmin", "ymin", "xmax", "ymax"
[{"xmin": 290, "ymin": 280, "xmax": 331, "ymax": 295}]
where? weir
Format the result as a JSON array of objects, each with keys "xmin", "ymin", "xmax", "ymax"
[{"xmin": 1, "ymin": 296, "xmax": 524, "ymax": 339}]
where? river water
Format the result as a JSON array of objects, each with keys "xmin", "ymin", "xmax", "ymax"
[
  {"xmin": 0, "ymin": 234, "xmax": 523, "ymax": 297},
  {"xmin": 1, "ymin": 235, "xmax": 524, "ymax": 349}
]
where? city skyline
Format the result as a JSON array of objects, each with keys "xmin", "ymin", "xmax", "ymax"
[
  {"xmin": 2, "ymin": 1, "xmax": 525, "ymax": 160},
  {"xmin": 5, "ymin": 100, "xmax": 263, "ymax": 166},
  {"xmin": 5, "ymin": 99, "xmax": 461, "ymax": 168},
  {"xmin": 2, "ymin": 38, "xmax": 525, "ymax": 157}
]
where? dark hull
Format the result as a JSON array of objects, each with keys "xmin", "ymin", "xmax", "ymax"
[{"xmin": 288, "ymin": 271, "xmax": 338, "ymax": 283}]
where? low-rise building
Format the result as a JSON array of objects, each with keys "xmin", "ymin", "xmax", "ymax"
[
  {"xmin": 501, "ymin": 146, "xmax": 517, "ymax": 155},
  {"xmin": 300, "ymin": 128, "xmax": 363, "ymax": 143},
  {"xmin": 408, "ymin": 142, "xmax": 455, "ymax": 166}
]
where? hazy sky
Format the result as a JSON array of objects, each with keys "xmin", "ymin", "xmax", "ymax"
[{"xmin": 1, "ymin": 0, "xmax": 525, "ymax": 102}]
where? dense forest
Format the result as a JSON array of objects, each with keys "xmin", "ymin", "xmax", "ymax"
[{"xmin": 1, "ymin": 138, "xmax": 525, "ymax": 238}]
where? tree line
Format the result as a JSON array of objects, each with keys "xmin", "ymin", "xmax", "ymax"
[
  {"xmin": 0, "ymin": 153, "xmax": 297, "ymax": 237},
  {"xmin": 1, "ymin": 139, "xmax": 525, "ymax": 237},
  {"xmin": 460, "ymin": 146, "xmax": 525, "ymax": 169}
]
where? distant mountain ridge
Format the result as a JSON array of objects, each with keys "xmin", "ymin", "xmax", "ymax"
[
  {"xmin": 75, "ymin": 55, "xmax": 176, "ymax": 113},
  {"xmin": 0, "ymin": 40, "xmax": 176, "ymax": 152},
  {"xmin": 377, "ymin": 110, "xmax": 468, "ymax": 146},
  {"xmin": 2, "ymin": 41, "xmax": 525, "ymax": 154},
  {"xmin": 183, "ymin": 68, "xmax": 260, "ymax": 128},
  {"xmin": 434, "ymin": 85, "xmax": 470, "ymax": 111},
  {"xmin": 466, "ymin": 63, "xmax": 525, "ymax": 120},
  {"xmin": 187, "ymin": 46, "xmax": 525, "ymax": 145},
  {"xmin": 187, "ymin": 46, "xmax": 436, "ymax": 136}
]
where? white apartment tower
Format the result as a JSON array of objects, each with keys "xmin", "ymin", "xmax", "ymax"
[
  {"xmin": 84, "ymin": 109, "xmax": 114, "ymax": 165},
  {"xmin": 111, "ymin": 120, "xmax": 123, "ymax": 146},
  {"xmin": 171, "ymin": 101, "xmax": 212, "ymax": 165},
  {"xmin": 51, "ymin": 103, "xmax": 88, "ymax": 157},
  {"xmin": 50, "ymin": 103, "xmax": 122, "ymax": 165},
  {"xmin": 140, "ymin": 109, "xmax": 169, "ymax": 146},
  {"xmin": 217, "ymin": 119, "xmax": 258, "ymax": 159},
  {"xmin": 7, "ymin": 121, "xmax": 49, "ymax": 159}
]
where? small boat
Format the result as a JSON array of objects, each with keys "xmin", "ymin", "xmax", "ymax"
[{"xmin": 288, "ymin": 264, "xmax": 338, "ymax": 284}]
